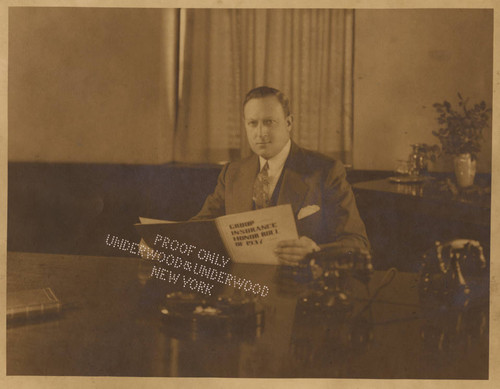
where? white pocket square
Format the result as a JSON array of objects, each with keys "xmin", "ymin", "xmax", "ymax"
[{"xmin": 297, "ymin": 205, "xmax": 320, "ymax": 220}]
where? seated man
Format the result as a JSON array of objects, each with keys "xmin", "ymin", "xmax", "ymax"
[{"xmin": 193, "ymin": 86, "xmax": 369, "ymax": 265}]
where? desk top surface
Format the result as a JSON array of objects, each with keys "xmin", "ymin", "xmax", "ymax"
[
  {"xmin": 353, "ymin": 178, "xmax": 491, "ymax": 210},
  {"xmin": 7, "ymin": 252, "xmax": 489, "ymax": 378}
]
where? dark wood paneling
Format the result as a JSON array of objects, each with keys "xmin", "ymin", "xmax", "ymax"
[
  {"xmin": 8, "ymin": 162, "xmax": 429, "ymax": 258},
  {"xmin": 8, "ymin": 162, "xmax": 223, "ymax": 255}
]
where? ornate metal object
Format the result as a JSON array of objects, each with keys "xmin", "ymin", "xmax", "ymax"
[{"xmin": 418, "ymin": 239, "xmax": 488, "ymax": 308}]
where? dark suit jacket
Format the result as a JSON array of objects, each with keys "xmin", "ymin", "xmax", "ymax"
[{"xmin": 193, "ymin": 142, "xmax": 369, "ymax": 249}]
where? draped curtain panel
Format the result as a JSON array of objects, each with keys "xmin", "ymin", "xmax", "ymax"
[
  {"xmin": 174, "ymin": 9, "xmax": 354, "ymax": 165},
  {"xmin": 158, "ymin": 9, "xmax": 180, "ymax": 163}
]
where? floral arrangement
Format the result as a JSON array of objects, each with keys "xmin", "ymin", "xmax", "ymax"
[{"xmin": 432, "ymin": 93, "xmax": 491, "ymax": 160}]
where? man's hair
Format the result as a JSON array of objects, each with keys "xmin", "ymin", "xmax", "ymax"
[{"xmin": 243, "ymin": 86, "xmax": 291, "ymax": 117}]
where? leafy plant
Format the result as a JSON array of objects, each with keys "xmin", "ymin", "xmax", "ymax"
[{"xmin": 432, "ymin": 93, "xmax": 491, "ymax": 160}]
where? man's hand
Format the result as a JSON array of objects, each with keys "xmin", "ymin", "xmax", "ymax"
[{"xmin": 274, "ymin": 236, "xmax": 320, "ymax": 266}]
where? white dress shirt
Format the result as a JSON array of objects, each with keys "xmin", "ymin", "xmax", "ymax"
[{"xmin": 258, "ymin": 139, "xmax": 292, "ymax": 197}]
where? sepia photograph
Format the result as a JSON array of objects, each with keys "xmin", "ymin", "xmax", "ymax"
[{"xmin": 2, "ymin": 1, "xmax": 498, "ymax": 387}]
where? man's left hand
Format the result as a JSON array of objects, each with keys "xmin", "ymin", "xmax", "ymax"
[{"xmin": 274, "ymin": 236, "xmax": 320, "ymax": 266}]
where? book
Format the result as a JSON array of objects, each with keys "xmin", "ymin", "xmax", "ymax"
[
  {"xmin": 135, "ymin": 204, "xmax": 299, "ymax": 265},
  {"xmin": 7, "ymin": 287, "xmax": 62, "ymax": 322}
]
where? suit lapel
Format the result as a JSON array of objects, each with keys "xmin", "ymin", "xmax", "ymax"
[
  {"xmin": 277, "ymin": 143, "xmax": 309, "ymax": 217},
  {"xmin": 231, "ymin": 154, "xmax": 259, "ymax": 213}
]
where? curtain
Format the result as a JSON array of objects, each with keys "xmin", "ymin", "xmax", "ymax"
[
  {"xmin": 157, "ymin": 9, "xmax": 179, "ymax": 163},
  {"xmin": 174, "ymin": 9, "xmax": 354, "ymax": 165}
]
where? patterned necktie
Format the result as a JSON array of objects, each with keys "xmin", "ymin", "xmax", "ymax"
[{"xmin": 253, "ymin": 162, "xmax": 270, "ymax": 209}]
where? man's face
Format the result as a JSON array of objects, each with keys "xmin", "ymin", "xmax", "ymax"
[{"xmin": 244, "ymin": 96, "xmax": 293, "ymax": 159}]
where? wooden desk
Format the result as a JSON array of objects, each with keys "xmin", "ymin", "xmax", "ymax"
[
  {"xmin": 7, "ymin": 252, "xmax": 488, "ymax": 378},
  {"xmin": 353, "ymin": 178, "xmax": 491, "ymax": 270},
  {"xmin": 353, "ymin": 178, "xmax": 490, "ymax": 226}
]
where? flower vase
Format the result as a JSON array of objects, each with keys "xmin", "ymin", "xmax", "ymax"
[{"xmin": 453, "ymin": 153, "xmax": 476, "ymax": 188}]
